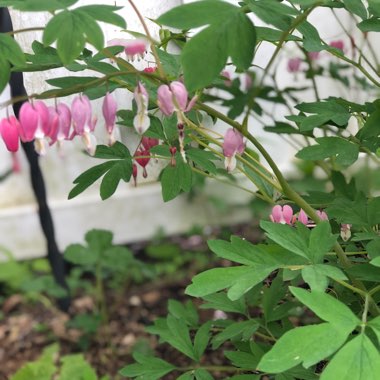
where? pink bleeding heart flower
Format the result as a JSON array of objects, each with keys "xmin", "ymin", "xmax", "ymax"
[
  {"xmin": 270, "ymin": 205, "xmax": 294, "ymax": 225},
  {"xmin": 133, "ymin": 82, "xmax": 150, "ymax": 135},
  {"xmin": 221, "ymin": 70, "xmax": 232, "ymax": 87},
  {"xmin": 71, "ymin": 95, "xmax": 97, "ymax": 155},
  {"xmin": 241, "ymin": 73, "xmax": 252, "ymax": 92},
  {"xmin": 48, "ymin": 103, "xmax": 72, "ymax": 146},
  {"xmin": 135, "ymin": 149, "xmax": 150, "ymax": 178},
  {"xmin": 109, "ymin": 38, "xmax": 148, "ymax": 61},
  {"xmin": 297, "ymin": 209, "xmax": 309, "ymax": 225},
  {"xmin": 287, "ymin": 57, "xmax": 302, "ymax": 73},
  {"xmin": 141, "ymin": 136, "xmax": 159, "ymax": 150},
  {"xmin": 316, "ymin": 210, "xmax": 328, "ymax": 221},
  {"xmin": 19, "ymin": 101, "xmax": 50, "ymax": 155},
  {"xmin": 157, "ymin": 81, "xmax": 197, "ymax": 117},
  {"xmin": 330, "ymin": 40, "xmax": 344, "ymax": 52},
  {"xmin": 340, "ymin": 223, "xmax": 351, "ymax": 242},
  {"xmin": 0, "ymin": 116, "xmax": 20, "ymax": 152},
  {"xmin": 102, "ymin": 92, "xmax": 118, "ymax": 145},
  {"xmin": 223, "ymin": 128, "xmax": 245, "ymax": 172}
]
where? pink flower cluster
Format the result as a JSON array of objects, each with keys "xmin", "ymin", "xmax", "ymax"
[
  {"xmin": 287, "ymin": 39, "xmax": 346, "ymax": 73},
  {"xmin": 0, "ymin": 92, "xmax": 118, "ymax": 156},
  {"xmin": 270, "ymin": 205, "xmax": 328, "ymax": 226}
]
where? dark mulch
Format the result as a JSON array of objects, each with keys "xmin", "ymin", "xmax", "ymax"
[{"xmin": 0, "ymin": 223, "xmax": 264, "ymax": 380}]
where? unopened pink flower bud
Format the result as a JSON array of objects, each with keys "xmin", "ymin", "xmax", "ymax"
[
  {"xmin": 143, "ymin": 67, "xmax": 157, "ymax": 73},
  {"xmin": 170, "ymin": 146, "xmax": 177, "ymax": 166},
  {"xmin": 270, "ymin": 205, "xmax": 294, "ymax": 225},
  {"xmin": 141, "ymin": 137, "xmax": 159, "ymax": 150}
]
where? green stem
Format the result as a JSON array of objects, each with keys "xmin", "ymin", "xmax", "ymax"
[
  {"xmin": 369, "ymin": 284, "xmax": 380, "ymax": 297},
  {"xmin": 95, "ymin": 262, "xmax": 107, "ymax": 324},
  {"xmin": 7, "ymin": 26, "xmax": 45, "ymax": 35},
  {"xmin": 191, "ymin": 166, "xmax": 268, "ymax": 201},
  {"xmin": 361, "ymin": 294, "xmax": 369, "ymax": 333},
  {"xmin": 334, "ymin": 279, "xmax": 367, "ymax": 298},
  {"xmin": 258, "ymin": 3, "xmax": 322, "ymax": 87},
  {"xmin": 177, "ymin": 366, "xmax": 253, "ymax": 373}
]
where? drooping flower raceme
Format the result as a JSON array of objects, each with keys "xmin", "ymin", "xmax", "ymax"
[
  {"xmin": 270, "ymin": 205, "xmax": 294, "ymax": 225},
  {"xmin": 71, "ymin": 95, "xmax": 97, "ymax": 155},
  {"xmin": 133, "ymin": 82, "xmax": 150, "ymax": 135},
  {"xmin": 0, "ymin": 116, "xmax": 20, "ymax": 152},
  {"xmin": 222, "ymin": 128, "xmax": 245, "ymax": 172},
  {"xmin": 102, "ymin": 92, "xmax": 118, "ymax": 145},
  {"xmin": 19, "ymin": 101, "xmax": 50, "ymax": 155}
]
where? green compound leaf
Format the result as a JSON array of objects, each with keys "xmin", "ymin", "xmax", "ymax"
[
  {"xmin": 43, "ymin": 6, "xmax": 124, "ymax": 64},
  {"xmin": 160, "ymin": 160, "xmax": 193, "ymax": 202},
  {"xmin": 320, "ymin": 334, "xmax": 380, "ymax": 380},
  {"xmin": 157, "ymin": 0, "xmax": 238, "ymax": 29},
  {"xmin": 296, "ymin": 137, "xmax": 359, "ymax": 167},
  {"xmin": 290, "ymin": 287, "xmax": 360, "ymax": 332},
  {"xmin": 258, "ymin": 323, "xmax": 349, "ymax": 373},
  {"xmin": 119, "ymin": 353, "xmax": 175, "ymax": 380},
  {"xmin": 69, "ymin": 143, "xmax": 132, "ymax": 200},
  {"xmin": 158, "ymin": 1, "xmax": 255, "ymax": 90},
  {"xmin": 301, "ymin": 264, "xmax": 347, "ymax": 292},
  {"xmin": 343, "ymin": 0, "xmax": 367, "ymax": 20},
  {"xmin": 186, "ymin": 265, "xmax": 276, "ymax": 301}
]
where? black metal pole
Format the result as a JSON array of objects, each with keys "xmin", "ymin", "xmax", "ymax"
[{"xmin": 1, "ymin": 7, "xmax": 70, "ymax": 311}]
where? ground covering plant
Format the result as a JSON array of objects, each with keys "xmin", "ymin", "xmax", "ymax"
[{"xmin": 1, "ymin": 0, "xmax": 380, "ymax": 379}]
